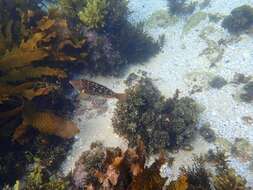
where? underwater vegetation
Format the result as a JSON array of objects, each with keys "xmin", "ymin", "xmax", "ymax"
[
  {"xmin": 56, "ymin": 0, "xmax": 161, "ymax": 75},
  {"xmin": 240, "ymin": 81, "xmax": 253, "ymax": 103},
  {"xmin": 182, "ymin": 11, "xmax": 207, "ymax": 36},
  {"xmin": 3, "ymin": 158, "xmax": 69, "ymax": 190},
  {"xmin": 145, "ymin": 10, "xmax": 178, "ymax": 29},
  {"xmin": 222, "ymin": 5, "xmax": 253, "ymax": 34},
  {"xmin": 70, "ymin": 141, "xmax": 167, "ymax": 190},
  {"xmin": 167, "ymin": 150, "xmax": 250, "ymax": 190},
  {"xmin": 167, "ymin": 0, "xmax": 197, "ymax": 16},
  {"xmin": 0, "ymin": 0, "xmax": 161, "ymax": 187},
  {"xmin": 112, "ymin": 78, "xmax": 201, "ymax": 153},
  {"xmin": 3, "ymin": 142, "xmax": 251, "ymax": 189}
]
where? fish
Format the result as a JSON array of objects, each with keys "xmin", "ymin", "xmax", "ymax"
[{"xmin": 69, "ymin": 79, "xmax": 126, "ymax": 101}]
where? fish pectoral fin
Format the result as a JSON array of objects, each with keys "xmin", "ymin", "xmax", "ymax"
[
  {"xmin": 78, "ymin": 92, "xmax": 90, "ymax": 100},
  {"xmin": 114, "ymin": 93, "xmax": 127, "ymax": 102}
]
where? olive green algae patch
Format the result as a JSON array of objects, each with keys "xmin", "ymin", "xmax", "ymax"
[
  {"xmin": 145, "ymin": 10, "xmax": 178, "ymax": 29},
  {"xmin": 112, "ymin": 78, "xmax": 202, "ymax": 153},
  {"xmin": 182, "ymin": 11, "xmax": 208, "ymax": 36}
]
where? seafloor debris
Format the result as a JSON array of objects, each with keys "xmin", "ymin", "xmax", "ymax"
[
  {"xmin": 222, "ymin": 5, "xmax": 253, "ymax": 34},
  {"xmin": 208, "ymin": 76, "xmax": 227, "ymax": 89},
  {"xmin": 112, "ymin": 78, "xmax": 201, "ymax": 153},
  {"xmin": 231, "ymin": 138, "xmax": 253, "ymax": 162}
]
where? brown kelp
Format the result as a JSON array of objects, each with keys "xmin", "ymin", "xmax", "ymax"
[
  {"xmin": 0, "ymin": 0, "xmax": 162, "ymax": 188},
  {"xmin": 70, "ymin": 141, "xmax": 167, "ymax": 190},
  {"xmin": 112, "ymin": 78, "xmax": 201, "ymax": 153}
]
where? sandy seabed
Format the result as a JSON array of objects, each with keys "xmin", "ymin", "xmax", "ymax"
[{"xmin": 61, "ymin": 0, "xmax": 253, "ymax": 186}]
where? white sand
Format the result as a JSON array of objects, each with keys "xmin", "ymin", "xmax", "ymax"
[{"xmin": 61, "ymin": 0, "xmax": 253, "ymax": 186}]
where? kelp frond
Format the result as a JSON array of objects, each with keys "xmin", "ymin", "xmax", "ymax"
[{"xmin": 13, "ymin": 111, "xmax": 79, "ymax": 142}]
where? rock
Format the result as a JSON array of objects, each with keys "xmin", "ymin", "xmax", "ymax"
[
  {"xmin": 222, "ymin": 5, "xmax": 253, "ymax": 34},
  {"xmin": 232, "ymin": 73, "xmax": 251, "ymax": 84},
  {"xmin": 199, "ymin": 123, "xmax": 216, "ymax": 143},
  {"xmin": 241, "ymin": 116, "xmax": 253, "ymax": 125},
  {"xmin": 231, "ymin": 138, "xmax": 253, "ymax": 162},
  {"xmin": 209, "ymin": 76, "xmax": 227, "ymax": 89},
  {"xmin": 182, "ymin": 144, "xmax": 194, "ymax": 151},
  {"xmin": 240, "ymin": 81, "xmax": 253, "ymax": 103},
  {"xmin": 215, "ymin": 137, "xmax": 232, "ymax": 153},
  {"xmin": 124, "ymin": 73, "xmax": 140, "ymax": 86}
]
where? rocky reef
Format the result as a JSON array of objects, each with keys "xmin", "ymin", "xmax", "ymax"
[
  {"xmin": 0, "ymin": 0, "xmax": 161, "ymax": 187},
  {"xmin": 222, "ymin": 5, "xmax": 253, "ymax": 34},
  {"xmin": 112, "ymin": 78, "xmax": 201, "ymax": 153},
  {"xmin": 167, "ymin": 0, "xmax": 197, "ymax": 16}
]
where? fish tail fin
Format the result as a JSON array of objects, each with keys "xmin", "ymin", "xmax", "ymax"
[{"xmin": 114, "ymin": 93, "xmax": 127, "ymax": 102}]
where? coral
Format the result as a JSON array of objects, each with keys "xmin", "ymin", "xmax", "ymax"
[
  {"xmin": 167, "ymin": 0, "xmax": 197, "ymax": 16},
  {"xmin": 112, "ymin": 78, "xmax": 201, "ymax": 153},
  {"xmin": 78, "ymin": 0, "xmax": 108, "ymax": 29},
  {"xmin": 71, "ymin": 141, "xmax": 167, "ymax": 190},
  {"xmin": 222, "ymin": 5, "xmax": 253, "ymax": 34}
]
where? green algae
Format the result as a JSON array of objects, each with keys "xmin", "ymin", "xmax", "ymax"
[
  {"xmin": 199, "ymin": 26, "xmax": 225, "ymax": 67},
  {"xmin": 145, "ymin": 10, "xmax": 178, "ymax": 29},
  {"xmin": 182, "ymin": 11, "xmax": 208, "ymax": 35}
]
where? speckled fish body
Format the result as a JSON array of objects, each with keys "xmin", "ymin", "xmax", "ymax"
[{"xmin": 70, "ymin": 79, "xmax": 117, "ymax": 98}]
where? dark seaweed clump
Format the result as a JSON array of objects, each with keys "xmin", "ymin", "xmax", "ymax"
[
  {"xmin": 112, "ymin": 78, "xmax": 201, "ymax": 153},
  {"xmin": 222, "ymin": 5, "xmax": 253, "ymax": 34},
  {"xmin": 167, "ymin": 0, "xmax": 197, "ymax": 16},
  {"xmin": 55, "ymin": 0, "xmax": 162, "ymax": 76},
  {"xmin": 240, "ymin": 81, "xmax": 253, "ymax": 103},
  {"xmin": 0, "ymin": 130, "xmax": 73, "ymax": 188}
]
